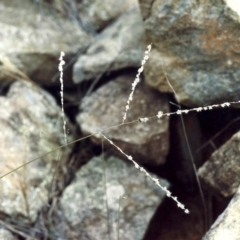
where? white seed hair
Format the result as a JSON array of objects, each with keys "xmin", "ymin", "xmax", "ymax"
[
  {"xmin": 139, "ymin": 117, "xmax": 149, "ymax": 122},
  {"xmin": 122, "ymin": 44, "xmax": 152, "ymax": 123},
  {"xmin": 101, "ymin": 133, "xmax": 190, "ymax": 214},
  {"xmin": 59, "ymin": 51, "xmax": 67, "ymax": 145},
  {"xmin": 157, "ymin": 111, "xmax": 163, "ymax": 118}
]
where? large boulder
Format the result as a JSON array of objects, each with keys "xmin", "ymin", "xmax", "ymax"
[
  {"xmin": 0, "ymin": 0, "xmax": 91, "ymax": 87},
  {"xmin": 73, "ymin": 7, "xmax": 145, "ymax": 83},
  {"xmin": 0, "ymin": 80, "xmax": 74, "ymax": 221},
  {"xmin": 76, "ymin": 73, "xmax": 169, "ymax": 165},
  {"xmin": 61, "ymin": 155, "xmax": 169, "ymax": 240},
  {"xmin": 198, "ymin": 130, "xmax": 240, "ymax": 197},
  {"xmin": 139, "ymin": 0, "xmax": 240, "ymax": 107}
]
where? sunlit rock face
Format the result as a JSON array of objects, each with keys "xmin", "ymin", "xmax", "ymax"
[
  {"xmin": 139, "ymin": 0, "xmax": 240, "ymax": 107},
  {"xmin": 77, "ymin": 74, "xmax": 169, "ymax": 166}
]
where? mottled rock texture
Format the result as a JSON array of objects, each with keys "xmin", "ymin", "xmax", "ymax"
[
  {"xmin": 73, "ymin": 7, "xmax": 145, "ymax": 83},
  {"xmin": 0, "ymin": 229, "xmax": 17, "ymax": 240},
  {"xmin": 0, "ymin": 0, "xmax": 91, "ymax": 87},
  {"xmin": 202, "ymin": 185, "xmax": 240, "ymax": 240},
  {"xmin": 139, "ymin": 0, "xmax": 240, "ymax": 107},
  {"xmin": 0, "ymin": 80, "xmax": 74, "ymax": 221},
  {"xmin": 61, "ymin": 155, "xmax": 168, "ymax": 240},
  {"xmin": 198, "ymin": 130, "xmax": 240, "ymax": 197},
  {"xmin": 77, "ymin": 74, "xmax": 169, "ymax": 165},
  {"xmin": 75, "ymin": 0, "xmax": 138, "ymax": 32}
]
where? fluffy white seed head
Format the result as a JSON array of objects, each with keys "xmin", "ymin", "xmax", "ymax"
[
  {"xmin": 122, "ymin": 44, "xmax": 152, "ymax": 123},
  {"xmin": 157, "ymin": 111, "xmax": 163, "ymax": 118},
  {"xmin": 59, "ymin": 51, "xmax": 67, "ymax": 145}
]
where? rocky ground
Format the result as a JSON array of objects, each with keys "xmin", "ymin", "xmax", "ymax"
[{"xmin": 0, "ymin": 0, "xmax": 240, "ymax": 239}]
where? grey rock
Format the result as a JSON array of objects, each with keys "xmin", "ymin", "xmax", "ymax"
[
  {"xmin": 0, "ymin": 0, "xmax": 92, "ymax": 87},
  {"xmin": 73, "ymin": 8, "xmax": 145, "ymax": 83},
  {"xmin": 49, "ymin": 0, "xmax": 138, "ymax": 35},
  {"xmin": 202, "ymin": 185, "xmax": 240, "ymax": 240},
  {"xmin": 198, "ymin": 131, "xmax": 240, "ymax": 197},
  {"xmin": 0, "ymin": 229, "xmax": 18, "ymax": 240},
  {"xmin": 139, "ymin": 0, "xmax": 240, "ymax": 107},
  {"xmin": 0, "ymin": 80, "xmax": 74, "ymax": 221},
  {"xmin": 77, "ymin": 74, "xmax": 169, "ymax": 165},
  {"xmin": 61, "ymin": 155, "xmax": 169, "ymax": 240},
  {"xmin": 76, "ymin": 0, "xmax": 139, "ymax": 32}
]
